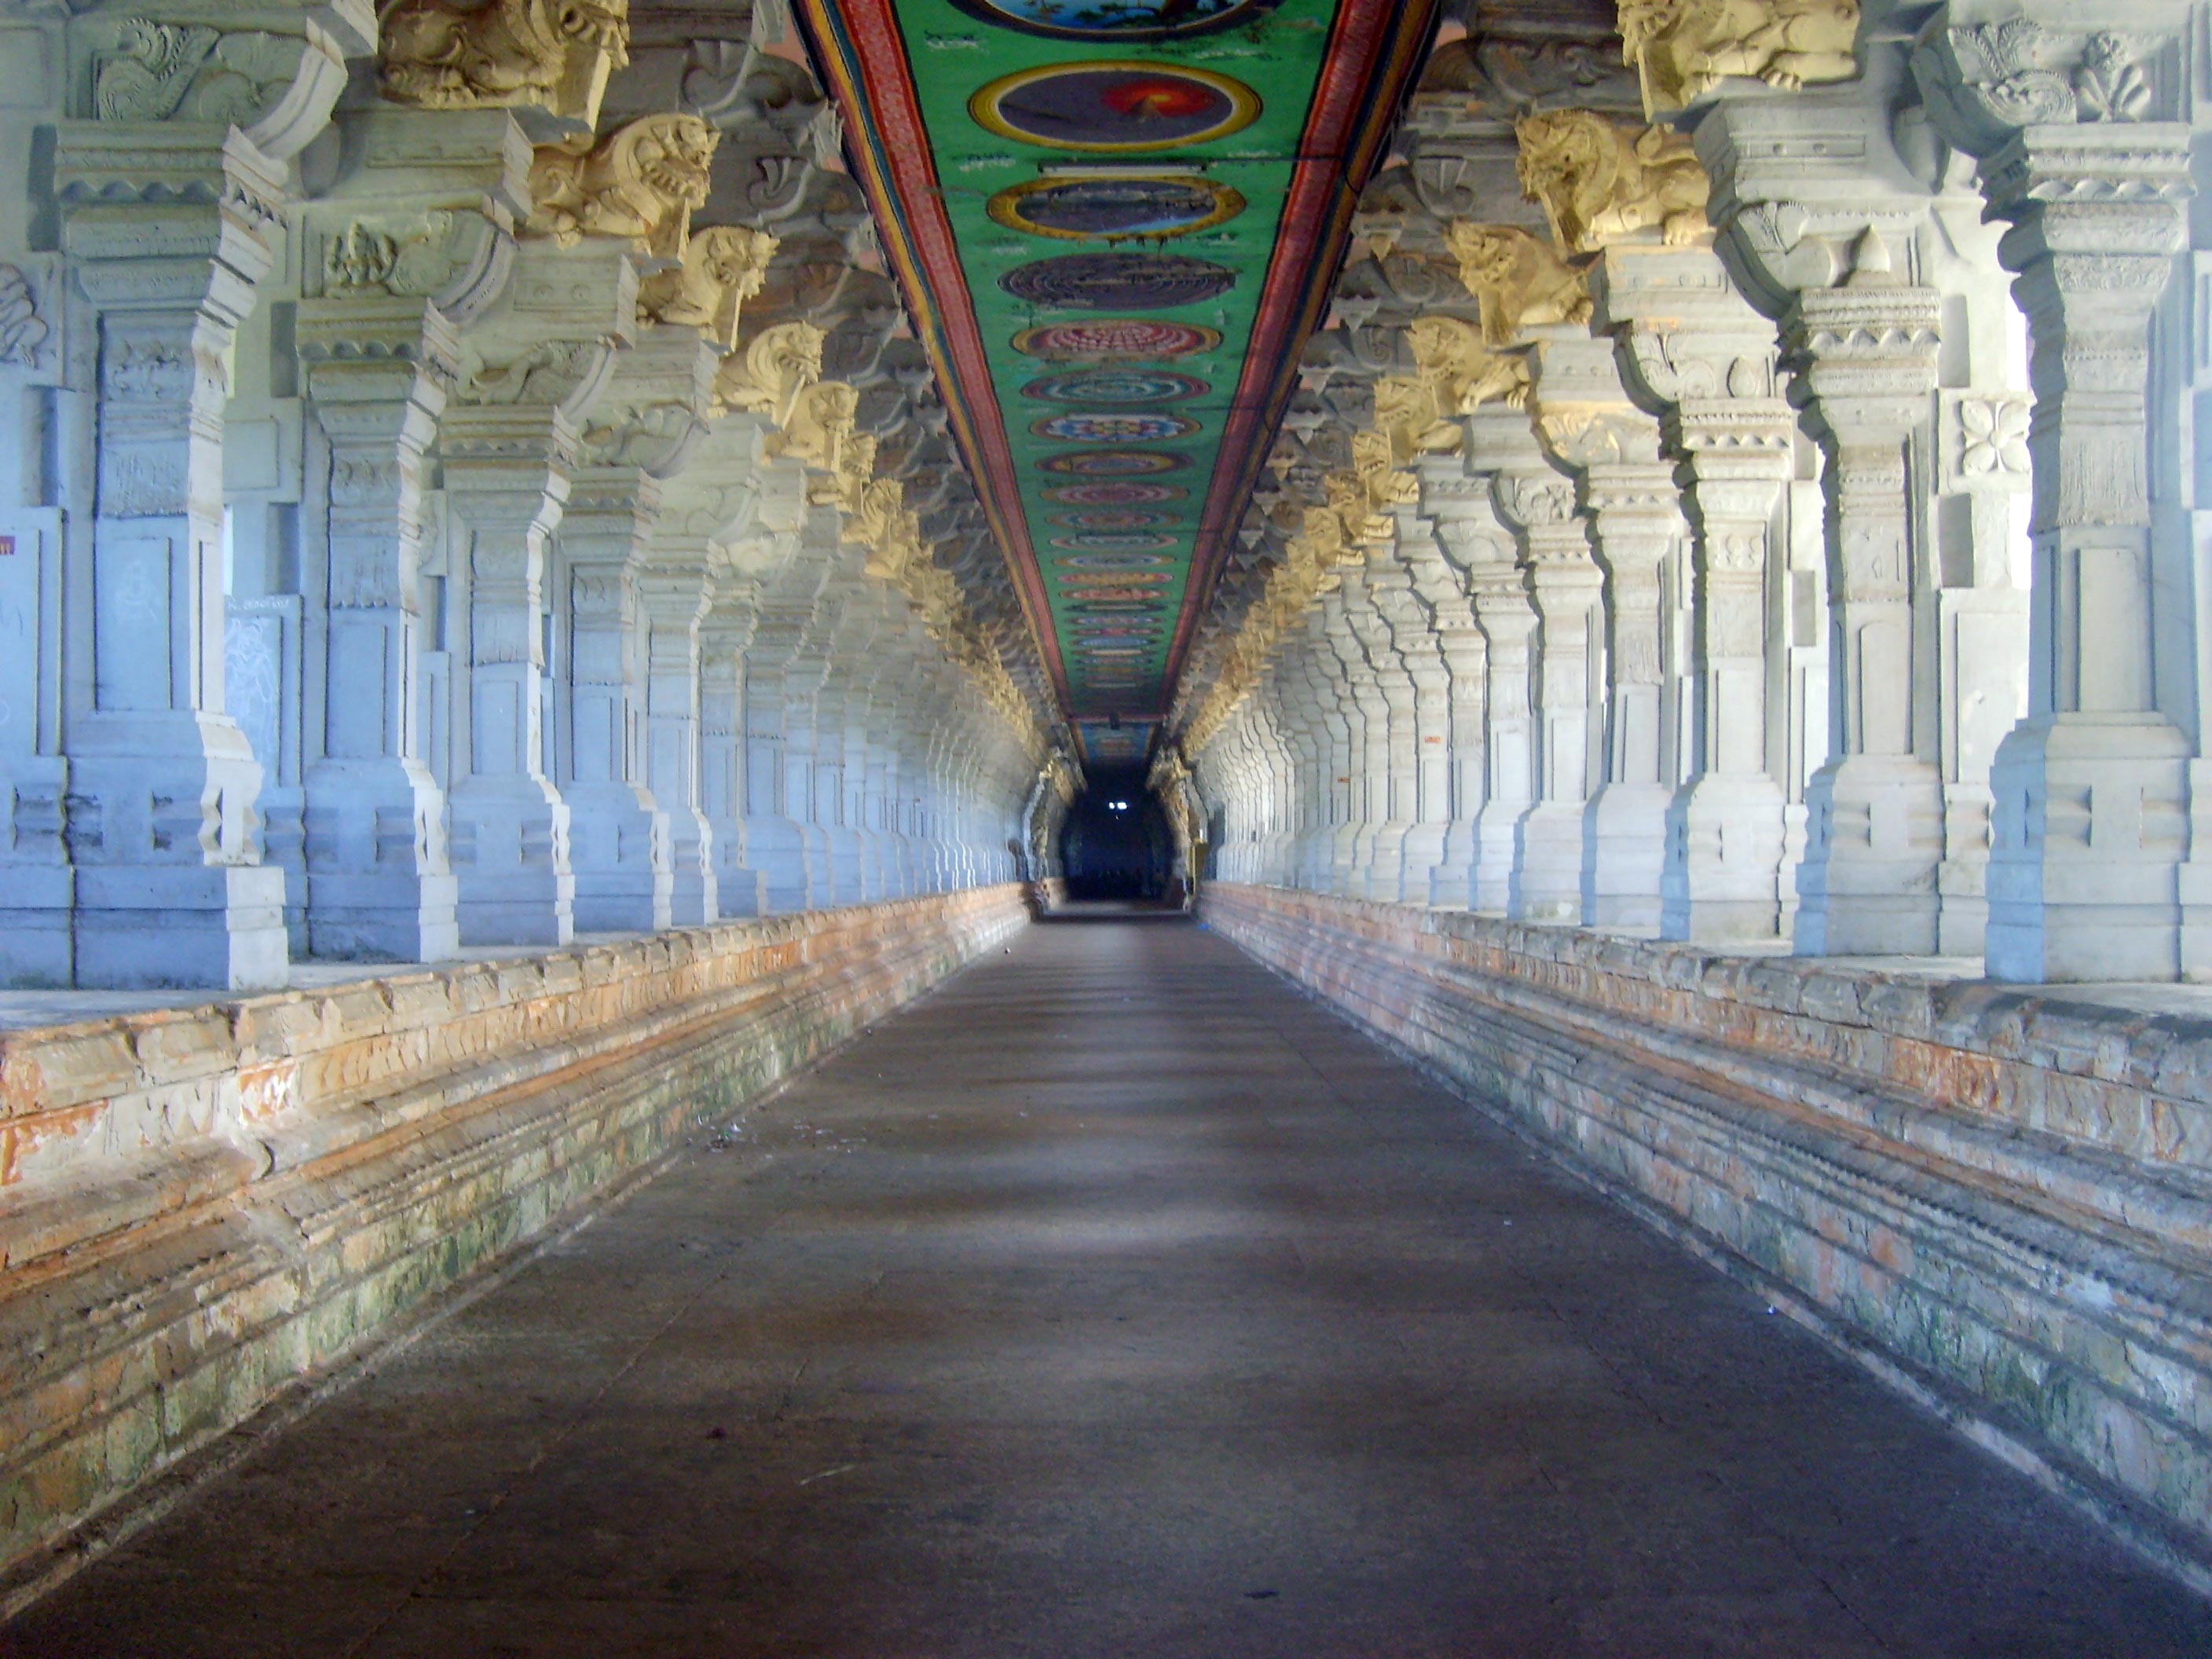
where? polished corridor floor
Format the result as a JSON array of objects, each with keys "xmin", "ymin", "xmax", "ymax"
[{"xmin": 9, "ymin": 915, "xmax": 2210, "ymax": 1657}]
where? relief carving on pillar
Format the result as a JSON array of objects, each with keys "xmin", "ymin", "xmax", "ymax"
[
  {"xmin": 380, "ymin": 0, "xmax": 630, "ymax": 123},
  {"xmin": 712, "ymin": 320, "xmax": 824, "ymax": 424},
  {"xmin": 1939, "ymin": 390, "xmax": 2031, "ymax": 494},
  {"xmin": 524, "ymin": 114, "xmax": 719, "ymax": 257},
  {"xmin": 1444, "ymin": 223, "xmax": 1592, "ymax": 344},
  {"xmin": 639, "ymin": 225, "xmax": 778, "ymax": 350},
  {"xmin": 1617, "ymin": 0, "xmax": 1862, "ymax": 115},
  {"xmin": 1514, "ymin": 110, "xmax": 1711, "ymax": 252},
  {"xmin": 1918, "ymin": 21, "xmax": 2155, "ymax": 147},
  {"xmin": 0, "ymin": 264, "xmax": 49, "ymax": 369},
  {"xmin": 91, "ymin": 17, "xmax": 303, "ymax": 123}
]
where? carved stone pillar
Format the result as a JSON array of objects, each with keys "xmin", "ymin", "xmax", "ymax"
[
  {"xmin": 1785, "ymin": 272, "xmax": 1946, "ymax": 953},
  {"xmin": 556, "ymin": 472, "xmax": 672, "ymax": 933},
  {"xmin": 1910, "ymin": 16, "xmax": 2196, "ymax": 979},
  {"xmin": 639, "ymin": 553, "xmax": 717, "ymax": 925},
  {"xmin": 1492, "ymin": 461, "xmax": 1601, "ymax": 924},
  {"xmin": 1599, "ymin": 246, "xmax": 1796, "ymax": 941},
  {"xmin": 291, "ymin": 107, "xmax": 531, "ymax": 963},
  {"xmin": 1411, "ymin": 471, "xmax": 1491, "ymax": 909},
  {"xmin": 700, "ymin": 576, "xmax": 765, "ymax": 918},
  {"xmin": 46, "ymin": 135, "xmax": 303, "ymax": 988}
]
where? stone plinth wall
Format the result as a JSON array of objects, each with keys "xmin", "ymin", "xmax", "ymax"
[
  {"xmin": 0, "ymin": 886, "xmax": 1028, "ymax": 1586},
  {"xmin": 1201, "ymin": 882, "xmax": 2212, "ymax": 1576}
]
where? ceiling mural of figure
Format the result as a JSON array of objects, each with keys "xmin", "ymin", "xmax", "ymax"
[
  {"xmin": 990, "ymin": 174, "xmax": 1245, "ymax": 241},
  {"xmin": 969, "ymin": 62, "xmax": 1262, "ymax": 151},
  {"xmin": 947, "ymin": 0, "xmax": 1288, "ymax": 41}
]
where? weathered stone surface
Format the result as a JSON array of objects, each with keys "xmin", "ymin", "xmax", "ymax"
[
  {"xmin": 1202, "ymin": 881, "xmax": 2212, "ymax": 1573},
  {"xmin": 0, "ymin": 884, "xmax": 1027, "ymax": 1586}
]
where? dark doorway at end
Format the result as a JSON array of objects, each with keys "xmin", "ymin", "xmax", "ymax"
[{"xmin": 1059, "ymin": 767, "xmax": 1172, "ymax": 903}]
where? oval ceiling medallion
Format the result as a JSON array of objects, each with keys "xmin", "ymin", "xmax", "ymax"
[
  {"xmin": 1068, "ymin": 602, "xmax": 1166, "ymax": 616},
  {"xmin": 1055, "ymin": 554, "xmax": 1174, "ymax": 570},
  {"xmin": 969, "ymin": 62, "xmax": 1260, "ymax": 153},
  {"xmin": 947, "ymin": 0, "xmax": 1286, "ymax": 42},
  {"xmin": 1015, "ymin": 320, "xmax": 1221, "ymax": 363},
  {"xmin": 988, "ymin": 174, "xmax": 1244, "ymax": 242},
  {"xmin": 1031, "ymin": 411, "xmax": 1201, "ymax": 444},
  {"xmin": 1042, "ymin": 479, "xmax": 1190, "ymax": 505},
  {"xmin": 1049, "ymin": 534, "xmax": 1178, "ymax": 552},
  {"xmin": 1063, "ymin": 588, "xmax": 1173, "ymax": 606},
  {"xmin": 1050, "ymin": 510, "xmax": 1178, "ymax": 529},
  {"xmin": 1025, "ymin": 368, "xmax": 1209, "ymax": 405},
  {"xmin": 1057, "ymin": 567, "xmax": 1172, "ymax": 583},
  {"xmin": 1002, "ymin": 252, "xmax": 1234, "ymax": 311},
  {"xmin": 1038, "ymin": 449, "xmax": 1188, "ymax": 477}
]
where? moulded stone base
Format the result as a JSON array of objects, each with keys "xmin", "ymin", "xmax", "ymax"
[
  {"xmin": 71, "ymin": 864, "xmax": 290, "ymax": 991},
  {"xmin": 1471, "ymin": 800, "xmax": 1528, "ymax": 912},
  {"xmin": 1794, "ymin": 756, "xmax": 1946, "ymax": 958},
  {"xmin": 566, "ymin": 786, "xmax": 672, "ymax": 935},
  {"xmin": 1397, "ymin": 822, "xmax": 1448, "ymax": 906},
  {"xmin": 1987, "ymin": 716, "xmax": 2191, "ymax": 983},
  {"xmin": 303, "ymin": 868, "xmax": 462, "ymax": 964},
  {"xmin": 450, "ymin": 782, "xmax": 577, "ymax": 947},
  {"xmin": 1661, "ymin": 773, "xmax": 1788, "ymax": 943},
  {"xmin": 746, "ymin": 815, "xmax": 812, "ymax": 914},
  {"xmin": 1362, "ymin": 822, "xmax": 1412, "ymax": 903},
  {"xmin": 0, "ymin": 866, "xmax": 76, "ymax": 987},
  {"xmin": 1583, "ymin": 782, "xmax": 1669, "ymax": 931},
  {"xmin": 1511, "ymin": 801, "xmax": 1585, "ymax": 923}
]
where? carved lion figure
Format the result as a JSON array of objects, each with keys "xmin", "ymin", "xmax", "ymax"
[
  {"xmin": 713, "ymin": 320, "xmax": 825, "ymax": 425},
  {"xmin": 526, "ymin": 113, "xmax": 719, "ymax": 257},
  {"xmin": 771, "ymin": 379, "xmax": 860, "ymax": 483},
  {"xmin": 640, "ymin": 225, "xmax": 778, "ymax": 350},
  {"xmin": 1515, "ymin": 110, "xmax": 1712, "ymax": 252},
  {"xmin": 1408, "ymin": 315, "xmax": 1532, "ymax": 413},
  {"xmin": 380, "ymin": 0, "xmax": 631, "ymax": 117},
  {"xmin": 1619, "ymin": 0, "xmax": 1861, "ymax": 114},
  {"xmin": 1443, "ymin": 222, "xmax": 1592, "ymax": 344}
]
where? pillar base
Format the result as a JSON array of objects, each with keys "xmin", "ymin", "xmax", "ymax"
[
  {"xmin": 1793, "ymin": 756, "xmax": 1946, "ymax": 957},
  {"xmin": 1511, "ymin": 801, "xmax": 1586, "ymax": 924},
  {"xmin": 1661, "ymin": 774, "xmax": 1788, "ymax": 943},
  {"xmin": 304, "ymin": 870, "xmax": 461, "ymax": 964},
  {"xmin": 300, "ymin": 759, "xmax": 460, "ymax": 964},
  {"xmin": 667, "ymin": 810, "xmax": 716, "ymax": 927},
  {"xmin": 746, "ymin": 815, "xmax": 812, "ymax": 914},
  {"xmin": 1583, "ymin": 782, "xmax": 1671, "ymax": 931},
  {"xmin": 450, "ymin": 781, "xmax": 576, "ymax": 948},
  {"xmin": 1364, "ymin": 822, "xmax": 1412, "ymax": 903},
  {"xmin": 1986, "ymin": 716, "xmax": 2189, "ymax": 983},
  {"xmin": 71, "ymin": 864, "xmax": 291, "ymax": 991},
  {"xmin": 1397, "ymin": 822, "xmax": 1448, "ymax": 906},
  {"xmin": 566, "ymin": 786, "xmax": 671, "ymax": 935},
  {"xmin": 1471, "ymin": 800, "xmax": 1529, "ymax": 913}
]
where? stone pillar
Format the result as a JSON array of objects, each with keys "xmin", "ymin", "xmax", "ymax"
[
  {"xmin": 556, "ymin": 473, "xmax": 672, "ymax": 933},
  {"xmin": 700, "ymin": 577, "xmax": 766, "ymax": 918},
  {"xmin": 1917, "ymin": 19, "xmax": 2194, "ymax": 980},
  {"xmin": 45, "ymin": 131, "xmax": 306, "ymax": 988},
  {"xmin": 1786, "ymin": 269, "xmax": 1946, "ymax": 953},
  {"xmin": 1600, "ymin": 247, "xmax": 1797, "ymax": 941},
  {"xmin": 639, "ymin": 554, "xmax": 718, "ymax": 925},
  {"xmin": 1492, "ymin": 461, "xmax": 1602, "ymax": 924}
]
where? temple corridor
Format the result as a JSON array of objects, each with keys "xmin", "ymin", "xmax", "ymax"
[{"xmin": 8, "ymin": 914, "xmax": 2207, "ymax": 1658}]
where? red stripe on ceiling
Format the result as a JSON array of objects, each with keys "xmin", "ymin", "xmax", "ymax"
[
  {"xmin": 1163, "ymin": 0, "xmax": 1441, "ymax": 709},
  {"xmin": 792, "ymin": 0, "xmax": 1076, "ymax": 714}
]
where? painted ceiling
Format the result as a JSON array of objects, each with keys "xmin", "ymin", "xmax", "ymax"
[{"xmin": 791, "ymin": 0, "xmax": 1436, "ymax": 767}]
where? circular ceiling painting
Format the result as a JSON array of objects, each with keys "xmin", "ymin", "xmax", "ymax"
[
  {"xmin": 1057, "ymin": 552, "xmax": 1175, "ymax": 569},
  {"xmin": 1003, "ymin": 252, "xmax": 1234, "ymax": 311},
  {"xmin": 1039, "ymin": 449, "xmax": 1188, "ymax": 476},
  {"xmin": 1025, "ymin": 368, "xmax": 1208, "ymax": 405},
  {"xmin": 1064, "ymin": 587, "xmax": 1174, "ymax": 605},
  {"xmin": 948, "ymin": 0, "xmax": 1286, "ymax": 41},
  {"xmin": 1058, "ymin": 569, "xmax": 1173, "ymax": 584},
  {"xmin": 1051, "ymin": 509, "xmax": 1178, "ymax": 529},
  {"xmin": 1031, "ymin": 411, "xmax": 1201, "ymax": 443},
  {"xmin": 988, "ymin": 175, "xmax": 1244, "ymax": 242},
  {"xmin": 1043, "ymin": 479, "xmax": 1190, "ymax": 505},
  {"xmin": 1015, "ymin": 320, "xmax": 1221, "ymax": 362},
  {"xmin": 970, "ymin": 63, "xmax": 1260, "ymax": 152},
  {"xmin": 1049, "ymin": 534, "xmax": 1177, "ymax": 552}
]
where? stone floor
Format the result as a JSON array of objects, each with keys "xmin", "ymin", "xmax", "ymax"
[{"xmin": 8, "ymin": 912, "xmax": 2210, "ymax": 1657}]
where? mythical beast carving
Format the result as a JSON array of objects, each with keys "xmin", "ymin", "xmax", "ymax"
[
  {"xmin": 640, "ymin": 225, "xmax": 778, "ymax": 350},
  {"xmin": 1444, "ymin": 222, "xmax": 1592, "ymax": 343},
  {"xmin": 525, "ymin": 114, "xmax": 718, "ymax": 257},
  {"xmin": 380, "ymin": 0, "xmax": 630, "ymax": 118},
  {"xmin": 1619, "ymin": 0, "xmax": 1861, "ymax": 115},
  {"xmin": 1515, "ymin": 109, "xmax": 1711, "ymax": 252}
]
